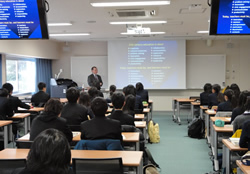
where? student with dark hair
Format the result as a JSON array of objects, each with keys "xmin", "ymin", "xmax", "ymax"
[
  {"xmin": 88, "ymin": 86, "xmax": 103, "ymax": 101},
  {"xmin": 31, "ymin": 82, "xmax": 50, "ymax": 107},
  {"xmin": 136, "ymin": 82, "xmax": 149, "ymax": 102},
  {"xmin": 239, "ymin": 120, "xmax": 250, "ymax": 150},
  {"xmin": 124, "ymin": 85, "xmax": 143, "ymax": 112},
  {"xmin": 230, "ymin": 83, "xmax": 241, "ymax": 100},
  {"xmin": 233, "ymin": 98, "xmax": 250, "ymax": 132},
  {"xmin": 123, "ymin": 94, "xmax": 136, "ymax": 117},
  {"xmin": 30, "ymin": 99, "xmax": 72, "ymax": 142},
  {"xmin": 106, "ymin": 85, "xmax": 116, "ymax": 103},
  {"xmin": 217, "ymin": 89, "xmax": 237, "ymax": 112},
  {"xmin": 80, "ymin": 97, "xmax": 122, "ymax": 142},
  {"xmin": 13, "ymin": 129, "xmax": 72, "ymax": 174},
  {"xmin": 61, "ymin": 88, "xmax": 88, "ymax": 130},
  {"xmin": 0, "ymin": 88, "xmax": 14, "ymax": 120},
  {"xmin": 108, "ymin": 93, "xmax": 135, "ymax": 126},
  {"xmin": 200, "ymin": 83, "xmax": 212, "ymax": 106},
  {"xmin": 208, "ymin": 84, "xmax": 224, "ymax": 108},
  {"xmin": 231, "ymin": 90, "xmax": 250, "ymax": 123},
  {"xmin": 78, "ymin": 91, "xmax": 95, "ymax": 119},
  {"xmin": 2, "ymin": 83, "xmax": 30, "ymax": 112}
]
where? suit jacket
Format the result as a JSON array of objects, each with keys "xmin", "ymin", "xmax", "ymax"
[
  {"xmin": 108, "ymin": 110, "xmax": 135, "ymax": 126},
  {"xmin": 200, "ymin": 92, "xmax": 210, "ymax": 106},
  {"xmin": 9, "ymin": 95, "xmax": 30, "ymax": 112},
  {"xmin": 239, "ymin": 120, "xmax": 250, "ymax": 150},
  {"xmin": 31, "ymin": 91, "xmax": 50, "ymax": 107},
  {"xmin": 0, "ymin": 97, "xmax": 14, "ymax": 120},
  {"xmin": 61, "ymin": 103, "xmax": 88, "ymax": 127},
  {"xmin": 208, "ymin": 93, "xmax": 219, "ymax": 108},
  {"xmin": 87, "ymin": 74, "xmax": 103, "ymax": 89},
  {"xmin": 30, "ymin": 111, "xmax": 73, "ymax": 142},
  {"xmin": 217, "ymin": 100, "xmax": 233, "ymax": 112},
  {"xmin": 80, "ymin": 116, "xmax": 122, "ymax": 142},
  {"xmin": 136, "ymin": 90, "xmax": 149, "ymax": 102}
]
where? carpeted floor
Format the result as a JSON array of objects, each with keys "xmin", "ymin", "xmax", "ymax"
[{"xmin": 146, "ymin": 111, "xmax": 214, "ymax": 174}]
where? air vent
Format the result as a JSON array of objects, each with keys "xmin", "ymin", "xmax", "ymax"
[
  {"xmin": 108, "ymin": 7, "xmax": 158, "ymax": 18},
  {"xmin": 132, "ymin": 35, "xmax": 151, "ymax": 37},
  {"xmin": 117, "ymin": 10, "xmax": 146, "ymax": 17}
]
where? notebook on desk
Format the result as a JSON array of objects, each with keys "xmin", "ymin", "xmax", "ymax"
[{"xmin": 229, "ymin": 137, "xmax": 240, "ymax": 146}]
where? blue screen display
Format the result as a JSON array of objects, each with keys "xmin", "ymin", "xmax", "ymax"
[
  {"xmin": 0, "ymin": 0, "xmax": 48, "ymax": 39},
  {"xmin": 216, "ymin": 0, "xmax": 250, "ymax": 34}
]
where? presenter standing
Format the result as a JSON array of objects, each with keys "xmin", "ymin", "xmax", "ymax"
[{"xmin": 87, "ymin": 66, "xmax": 103, "ymax": 90}]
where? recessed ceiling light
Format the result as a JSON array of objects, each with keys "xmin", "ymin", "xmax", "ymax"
[
  {"xmin": 50, "ymin": 33, "xmax": 90, "ymax": 36},
  {"xmin": 48, "ymin": 23, "xmax": 72, "ymax": 26},
  {"xmin": 121, "ymin": 32, "xmax": 165, "ymax": 35},
  {"xmin": 110, "ymin": 21, "xmax": 167, "ymax": 25},
  {"xmin": 91, "ymin": 1, "xmax": 170, "ymax": 7},
  {"xmin": 197, "ymin": 31, "xmax": 209, "ymax": 34}
]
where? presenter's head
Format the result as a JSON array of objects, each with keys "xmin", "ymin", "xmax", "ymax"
[{"xmin": 91, "ymin": 66, "xmax": 98, "ymax": 75}]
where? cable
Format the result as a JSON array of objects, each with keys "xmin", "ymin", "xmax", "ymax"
[
  {"xmin": 45, "ymin": 0, "xmax": 49, "ymax": 13},
  {"xmin": 207, "ymin": 0, "xmax": 211, "ymax": 6}
]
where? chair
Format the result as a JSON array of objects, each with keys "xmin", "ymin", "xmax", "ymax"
[
  {"xmin": 16, "ymin": 140, "xmax": 33, "ymax": 149},
  {"xmin": 0, "ymin": 159, "xmax": 26, "ymax": 174},
  {"xmin": 74, "ymin": 139, "xmax": 123, "ymax": 150},
  {"xmin": 72, "ymin": 157, "xmax": 123, "ymax": 174}
]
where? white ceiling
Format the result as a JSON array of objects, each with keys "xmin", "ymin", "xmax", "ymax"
[{"xmin": 46, "ymin": 0, "xmax": 250, "ymax": 42}]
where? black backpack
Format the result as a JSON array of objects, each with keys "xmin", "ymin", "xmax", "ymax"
[{"xmin": 187, "ymin": 118, "xmax": 205, "ymax": 139}]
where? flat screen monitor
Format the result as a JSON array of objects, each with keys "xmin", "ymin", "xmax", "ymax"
[
  {"xmin": 0, "ymin": 0, "xmax": 49, "ymax": 39},
  {"xmin": 210, "ymin": 0, "xmax": 250, "ymax": 35}
]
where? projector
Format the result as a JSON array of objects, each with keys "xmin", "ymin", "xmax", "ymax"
[{"xmin": 127, "ymin": 27, "xmax": 151, "ymax": 34}]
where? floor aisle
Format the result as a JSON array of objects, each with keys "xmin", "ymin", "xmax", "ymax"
[{"xmin": 146, "ymin": 111, "xmax": 214, "ymax": 174}]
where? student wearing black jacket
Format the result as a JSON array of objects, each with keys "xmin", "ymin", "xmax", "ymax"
[
  {"xmin": 200, "ymin": 83, "xmax": 212, "ymax": 106},
  {"xmin": 30, "ymin": 99, "xmax": 72, "ymax": 142},
  {"xmin": 31, "ymin": 82, "xmax": 50, "ymax": 107},
  {"xmin": 208, "ymin": 84, "xmax": 224, "ymax": 108},
  {"xmin": 240, "ymin": 120, "xmax": 250, "ymax": 150},
  {"xmin": 217, "ymin": 89, "xmax": 237, "ymax": 112},
  {"xmin": 0, "ymin": 88, "xmax": 14, "ymax": 120},
  {"xmin": 136, "ymin": 82, "xmax": 149, "ymax": 102}
]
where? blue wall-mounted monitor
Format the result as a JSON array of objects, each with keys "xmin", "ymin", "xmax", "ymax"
[
  {"xmin": 0, "ymin": 0, "xmax": 49, "ymax": 39},
  {"xmin": 210, "ymin": 0, "xmax": 250, "ymax": 35}
]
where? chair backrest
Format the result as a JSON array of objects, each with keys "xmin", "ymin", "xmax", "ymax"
[
  {"xmin": 72, "ymin": 157, "xmax": 123, "ymax": 174},
  {"xmin": 74, "ymin": 139, "xmax": 123, "ymax": 150},
  {"xmin": 215, "ymin": 111, "xmax": 232, "ymax": 117},
  {"xmin": 0, "ymin": 159, "xmax": 26, "ymax": 174},
  {"xmin": 16, "ymin": 140, "xmax": 33, "ymax": 149}
]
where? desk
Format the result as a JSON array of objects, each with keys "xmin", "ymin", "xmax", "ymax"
[
  {"xmin": 191, "ymin": 102, "xmax": 200, "ymax": 120},
  {"xmin": 11, "ymin": 113, "xmax": 31, "ymax": 134},
  {"xmin": 59, "ymin": 98, "xmax": 68, "ymax": 103},
  {"xmin": 222, "ymin": 139, "xmax": 247, "ymax": 174},
  {"xmin": 0, "ymin": 121, "xmax": 13, "ymax": 148},
  {"xmin": 0, "ymin": 149, "xmax": 143, "ymax": 174},
  {"xmin": 18, "ymin": 107, "xmax": 44, "ymax": 112},
  {"xmin": 205, "ymin": 110, "xmax": 216, "ymax": 143},
  {"xmin": 135, "ymin": 121, "xmax": 146, "ymax": 140},
  {"xmin": 200, "ymin": 106, "xmax": 209, "ymax": 119},
  {"xmin": 211, "ymin": 125, "xmax": 233, "ymax": 171},
  {"xmin": 134, "ymin": 114, "xmax": 145, "ymax": 120},
  {"xmin": 148, "ymin": 99, "xmax": 153, "ymax": 120},
  {"xmin": 175, "ymin": 98, "xmax": 195, "ymax": 125},
  {"xmin": 237, "ymin": 160, "xmax": 250, "ymax": 174}
]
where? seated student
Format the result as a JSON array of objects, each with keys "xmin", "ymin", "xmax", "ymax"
[
  {"xmin": 239, "ymin": 120, "xmax": 250, "ymax": 150},
  {"xmin": 233, "ymin": 98, "xmax": 250, "ymax": 133},
  {"xmin": 108, "ymin": 92, "xmax": 135, "ymax": 126},
  {"xmin": 13, "ymin": 129, "xmax": 72, "ymax": 174},
  {"xmin": 80, "ymin": 97, "xmax": 122, "ymax": 142},
  {"xmin": 124, "ymin": 85, "xmax": 143, "ymax": 113},
  {"xmin": 0, "ymin": 88, "xmax": 14, "ymax": 120},
  {"xmin": 200, "ymin": 83, "xmax": 212, "ymax": 106},
  {"xmin": 61, "ymin": 87, "xmax": 88, "ymax": 130},
  {"xmin": 30, "ymin": 99, "xmax": 72, "ymax": 142},
  {"xmin": 88, "ymin": 87, "xmax": 102, "ymax": 101},
  {"xmin": 2, "ymin": 83, "xmax": 31, "ymax": 112},
  {"xmin": 230, "ymin": 83, "xmax": 241, "ymax": 105},
  {"xmin": 123, "ymin": 94, "xmax": 136, "ymax": 117},
  {"xmin": 31, "ymin": 82, "xmax": 50, "ymax": 107},
  {"xmin": 231, "ymin": 90, "xmax": 250, "ymax": 123},
  {"xmin": 106, "ymin": 85, "xmax": 116, "ymax": 103},
  {"xmin": 217, "ymin": 89, "xmax": 237, "ymax": 112},
  {"xmin": 136, "ymin": 82, "xmax": 149, "ymax": 102},
  {"xmin": 208, "ymin": 84, "xmax": 224, "ymax": 109},
  {"xmin": 78, "ymin": 91, "xmax": 95, "ymax": 119}
]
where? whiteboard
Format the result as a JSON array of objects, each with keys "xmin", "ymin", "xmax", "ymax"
[
  {"xmin": 71, "ymin": 56, "xmax": 108, "ymax": 89},
  {"xmin": 186, "ymin": 55, "xmax": 226, "ymax": 89}
]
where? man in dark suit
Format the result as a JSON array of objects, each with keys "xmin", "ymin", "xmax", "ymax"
[
  {"xmin": 61, "ymin": 87, "xmax": 88, "ymax": 131},
  {"xmin": 108, "ymin": 92, "xmax": 135, "ymax": 126},
  {"xmin": 0, "ymin": 88, "xmax": 14, "ymax": 120},
  {"xmin": 30, "ymin": 99, "xmax": 72, "ymax": 142},
  {"xmin": 31, "ymin": 82, "xmax": 50, "ymax": 107},
  {"xmin": 80, "ymin": 97, "xmax": 122, "ymax": 142},
  {"xmin": 87, "ymin": 66, "xmax": 103, "ymax": 90},
  {"xmin": 2, "ymin": 83, "xmax": 30, "ymax": 112}
]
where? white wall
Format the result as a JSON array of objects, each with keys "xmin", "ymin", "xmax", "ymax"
[{"xmin": 52, "ymin": 39, "xmax": 250, "ymax": 111}]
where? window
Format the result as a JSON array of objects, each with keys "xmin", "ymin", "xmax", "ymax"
[{"xmin": 6, "ymin": 58, "xmax": 36, "ymax": 94}]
